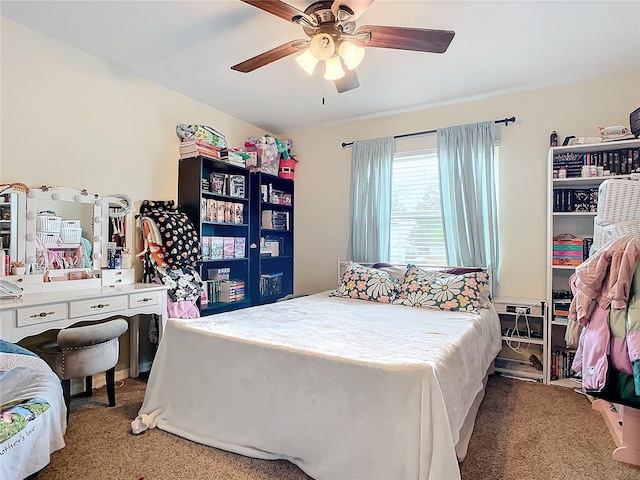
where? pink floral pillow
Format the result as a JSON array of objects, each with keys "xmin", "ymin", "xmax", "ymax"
[
  {"xmin": 392, "ymin": 264, "xmax": 490, "ymax": 312},
  {"xmin": 331, "ymin": 262, "xmax": 400, "ymax": 303}
]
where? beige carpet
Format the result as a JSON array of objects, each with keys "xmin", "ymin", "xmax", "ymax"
[{"xmin": 35, "ymin": 374, "xmax": 640, "ymax": 480}]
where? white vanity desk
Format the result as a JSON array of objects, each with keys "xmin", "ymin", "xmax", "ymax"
[
  {"xmin": 1, "ymin": 185, "xmax": 169, "ymax": 378},
  {"xmin": 0, "ymin": 283, "xmax": 168, "ymax": 378}
]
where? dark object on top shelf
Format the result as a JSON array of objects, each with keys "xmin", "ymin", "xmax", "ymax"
[
  {"xmin": 550, "ymin": 131, "xmax": 558, "ymax": 147},
  {"xmin": 562, "ymin": 136, "xmax": 576, "ymax": 146},
  {"xmin": 630, "ymin": 107, "xmax": 640, "ymax": 138}
]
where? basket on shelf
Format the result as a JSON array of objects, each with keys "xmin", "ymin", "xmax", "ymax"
[
  {"xmin": 61, "ymin": 219, "xmax": 81, "ymax": 229},
  {"xmin": 592, "ymin": 179, "xmax": 640, "ymax": 250},
  {"xmin": 60, "ymin": 226, "xmax": 82, "ymax": 244},
  {"xmin": 60, "ymin": 220, "xmax": 82, "ymax": 243},
  {"xmin": 596, "ymin": 179, "xmax": 640, "ymax": 223},
  {"xmin": 36, "ymin": 231, "xmax": 60, "ymax": 245},
  {"xmin": 36, "ymin": 212, "xmax": 62, "ymax": 234}
]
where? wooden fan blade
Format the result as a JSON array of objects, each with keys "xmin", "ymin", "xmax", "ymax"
[
  {"xmin": 355, "ymin": 25, "xmax": 455, "ymax": 53},
  {"xmin": 331, "ymin": 0, "xmax": 374, "ymax": 22},
  {"xmin": 231, "ymin": 40, "xmax": 305, "ymax": 73},
  {"xmin": 335, "ymin": 68, "xmax": 360, "ymax": 93},
  {"xmin": 239, "ymin": 0, "xmax": 304, "ymax": 23}
]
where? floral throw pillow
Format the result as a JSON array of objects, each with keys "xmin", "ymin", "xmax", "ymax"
[
  {"xmin": 330, "ymin": 262, "xmax": 400, "ymax": 303},
  {"xmin": 392, "ymin": 264, "xmax": 490, "ymax": 312}
]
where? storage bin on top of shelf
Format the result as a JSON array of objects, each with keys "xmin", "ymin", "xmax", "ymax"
[
  {"xmin": 60, "ymin": 220, "xmax": 82, "ymax": 244},
  {"xmin": 36, "ymin": 211, "xmax": 62, "ymax": 244},
  {"xmin": 593, "ymin": 179, "xmax": 640, "ymax": 251}
]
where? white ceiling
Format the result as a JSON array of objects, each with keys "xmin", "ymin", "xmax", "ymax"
[{"xmin": 2, "ymin": 1, "xmax": 639, "ymax": 135}]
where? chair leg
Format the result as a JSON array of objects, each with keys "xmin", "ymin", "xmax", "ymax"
[
  {"xmin": 106, "ymin": 367, "xmax": 116, "ymax": 407},
  {"xmin": 61, "ymin": 379, "xmax": 71, "ymax": 424},
  {"xmin": 85, "ymin": 375, "xmax": 93, "ymax": 397}
]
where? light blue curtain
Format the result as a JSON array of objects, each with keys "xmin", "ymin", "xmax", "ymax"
[
  {"xmin": 437, "ymin": 121, "xmax": 499, "ymax": 289},
  {"xmin": 347, "ymin": 136, "xmax": 395, "ymax": 263}
]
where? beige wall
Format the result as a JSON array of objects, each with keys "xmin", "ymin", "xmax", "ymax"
[
  {"xmin": 1, "ymin": 18, "xmax": 259, "ymax": 202},
  {"xmin": 289, "ymin": 71, "xmax": 640, "ymax": 300}
]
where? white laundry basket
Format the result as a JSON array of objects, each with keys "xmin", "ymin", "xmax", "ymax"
[
  {"xmin": 60, "ymin": 220, "xmax": 82, "ymax": 244},
  {"xmin": 36, "ymin": 212, "xmax": 62, "ymax": 245},
  {"xmin": 592, "ymin": 179, "xmax": 640, "ymax": 251}
]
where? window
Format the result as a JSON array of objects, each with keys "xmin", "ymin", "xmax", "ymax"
[{"xmin": 390, "ymin": 149, "xmax": 446, "ymax": 265}]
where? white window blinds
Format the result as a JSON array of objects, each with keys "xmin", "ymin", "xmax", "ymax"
[{"xmin": 390, "ymin": 149, "xmax": 446, "ymax": 265}]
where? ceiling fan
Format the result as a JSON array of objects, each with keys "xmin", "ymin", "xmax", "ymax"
[{"xmin": 231, "ymin": 0, "xmax": 455, "ymax": 93}]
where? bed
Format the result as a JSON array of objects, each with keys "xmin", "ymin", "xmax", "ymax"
[
  {"xmin": 0, "ymin": 340, "xmax": 66, "ymax": 480},
  {"xmin": 132, "ymin": 262, "xmax": 501, "ymax": 480}
]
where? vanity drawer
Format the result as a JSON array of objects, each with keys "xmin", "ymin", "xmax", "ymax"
[
  {"xmin": 17, "ymin": 303, "xmax": 68, "ymax": 327},
  {"xmin": 129, "ymin": 290, "xmax": 161, "ymax": 308},
  {"xmin": 101, "ymin": 268, "xmax": 135, "ymax": 286},
  {"xmin": 69, "ymin": 295, "xmax": 127, "ymax": 318},
  {"xmin": 9, "ymin": 274, "xmax": 44, "ymax": 294}
]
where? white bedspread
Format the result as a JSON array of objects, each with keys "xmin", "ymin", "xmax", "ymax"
[
  {"xmin": 0, "ymin": 352, "xmax": 66, "ymax": 480},
  {"xmin": 133, "ymin": 292, "xmax": 501, "ymax": 480}
]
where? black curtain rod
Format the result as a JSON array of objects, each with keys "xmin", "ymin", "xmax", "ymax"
[{"xmin": 340, "ymin": 116, "xmax": 516, "ymax": 148}]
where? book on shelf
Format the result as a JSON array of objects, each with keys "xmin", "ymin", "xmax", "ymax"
[
  {"xmin": 201, "ymin": 198, "xmax": 207, "ymax": 220},
  {"xmin": 180, "ymin": 140, "xmax": 222, "ymax": 159},
  {"xmin": 552, "ymin": 188, "xmax": 598, "ymax": 213},
  {"xmin": 233, "ymin": 203, "xmax": 244, "ymax": 224},
  {"xmin": 179, "ymin": 148, "xmax": 221, "ymax": 160},
  {"xmin": 260, "ymin": 183, "xmax": 293, "ymax": 205},
  {"xmin": 181, "ymin": 139, "xmax": 221, "ymax": 151},
  {"xmin": 234, "ymin": 237, "xmax": 246, "ymax": 258},
  {"xmin": 228, "ymin": 175, "xmax": 245, "ymax": 198},
  {"xmin": 208, "ymin": 267, "xmax": 230, "ymax": 281},
  {"xmin": 227, "ymin": 151, "xmax": 246, "ymax": 167},
  {"xmin": 552, "ymin": 146, "xmax": 640, "ymax": 177},
  {"xmin": 206, "ymin": 199, "xmax": 216, "ymax": 221},
  {"xmin": 210, "ymin": 173, "xmax": 227, "ymax": 195},
  {"xmin": 219, "ymin": 280, "xmax": 245, "ymax": 303},
  {"xmin": 261, "ymin": 210, "xmax": 290, "ymax": 230},
  {"xmin": 601, "ymin": 133, "xmax": 636, "ymax": 142},
  {"xmin": 216, "ymin": 202, "xmax": 226, "ymax": 223},
  {"xmin": 261, "ymin": 235, "xmax": 281, "ymax": 256},
  {"xmin": 203, "ymin": 279, "xmax": 220, "ymax": 303},
  {"xmin": 550, "ymin": 350, "xmax": 577, "ymax": 380},
  {"xmin": 201, "ymin": 236, "xmax": 211, "ymax": 259},
  {"xmin": 224, "ymin": 202, "xmax": 233, "ymax": 223},
  {"xmin": 222, "ymin": 237, "xmax": 235, "ymax": 258},
  {"xmin": 220, "ymin": 280, "xmax": 245, "ymax": 292},
  {"xmin": 210, "ymin": 236, "xmax": 224, "ymax": 259},
  {"xmin": 200, "ymin": 286, "xmax": 208, "ymax": 305}
]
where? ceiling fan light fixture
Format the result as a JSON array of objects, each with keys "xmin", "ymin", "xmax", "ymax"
[
  {"xmin": 309, "ymin": 33, "xmax": 335, "ymax": 61},
  {"xmin": 323, "ymin": 55, "xmax": 345, "ymax": 80},
  {"xmin": 338, "ymin": 40, "xmax": 365, "ymax": 70},
  {"xmin": 294, "ymin": 47, "xmax": 319, "ymax": 76}
]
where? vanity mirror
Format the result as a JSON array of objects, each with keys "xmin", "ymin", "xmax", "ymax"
[
  {"xmin": 102, "ymin": 195, "xmax": 134, "ymax": 270},
  {"xmin": 24, "ymin": 186, "xmax": 103, "ymax": 273}
]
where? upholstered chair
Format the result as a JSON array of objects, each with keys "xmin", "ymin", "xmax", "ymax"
[{"xmin": 37, "ymin": 318, "xmax": 128, "ymax": 422}]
